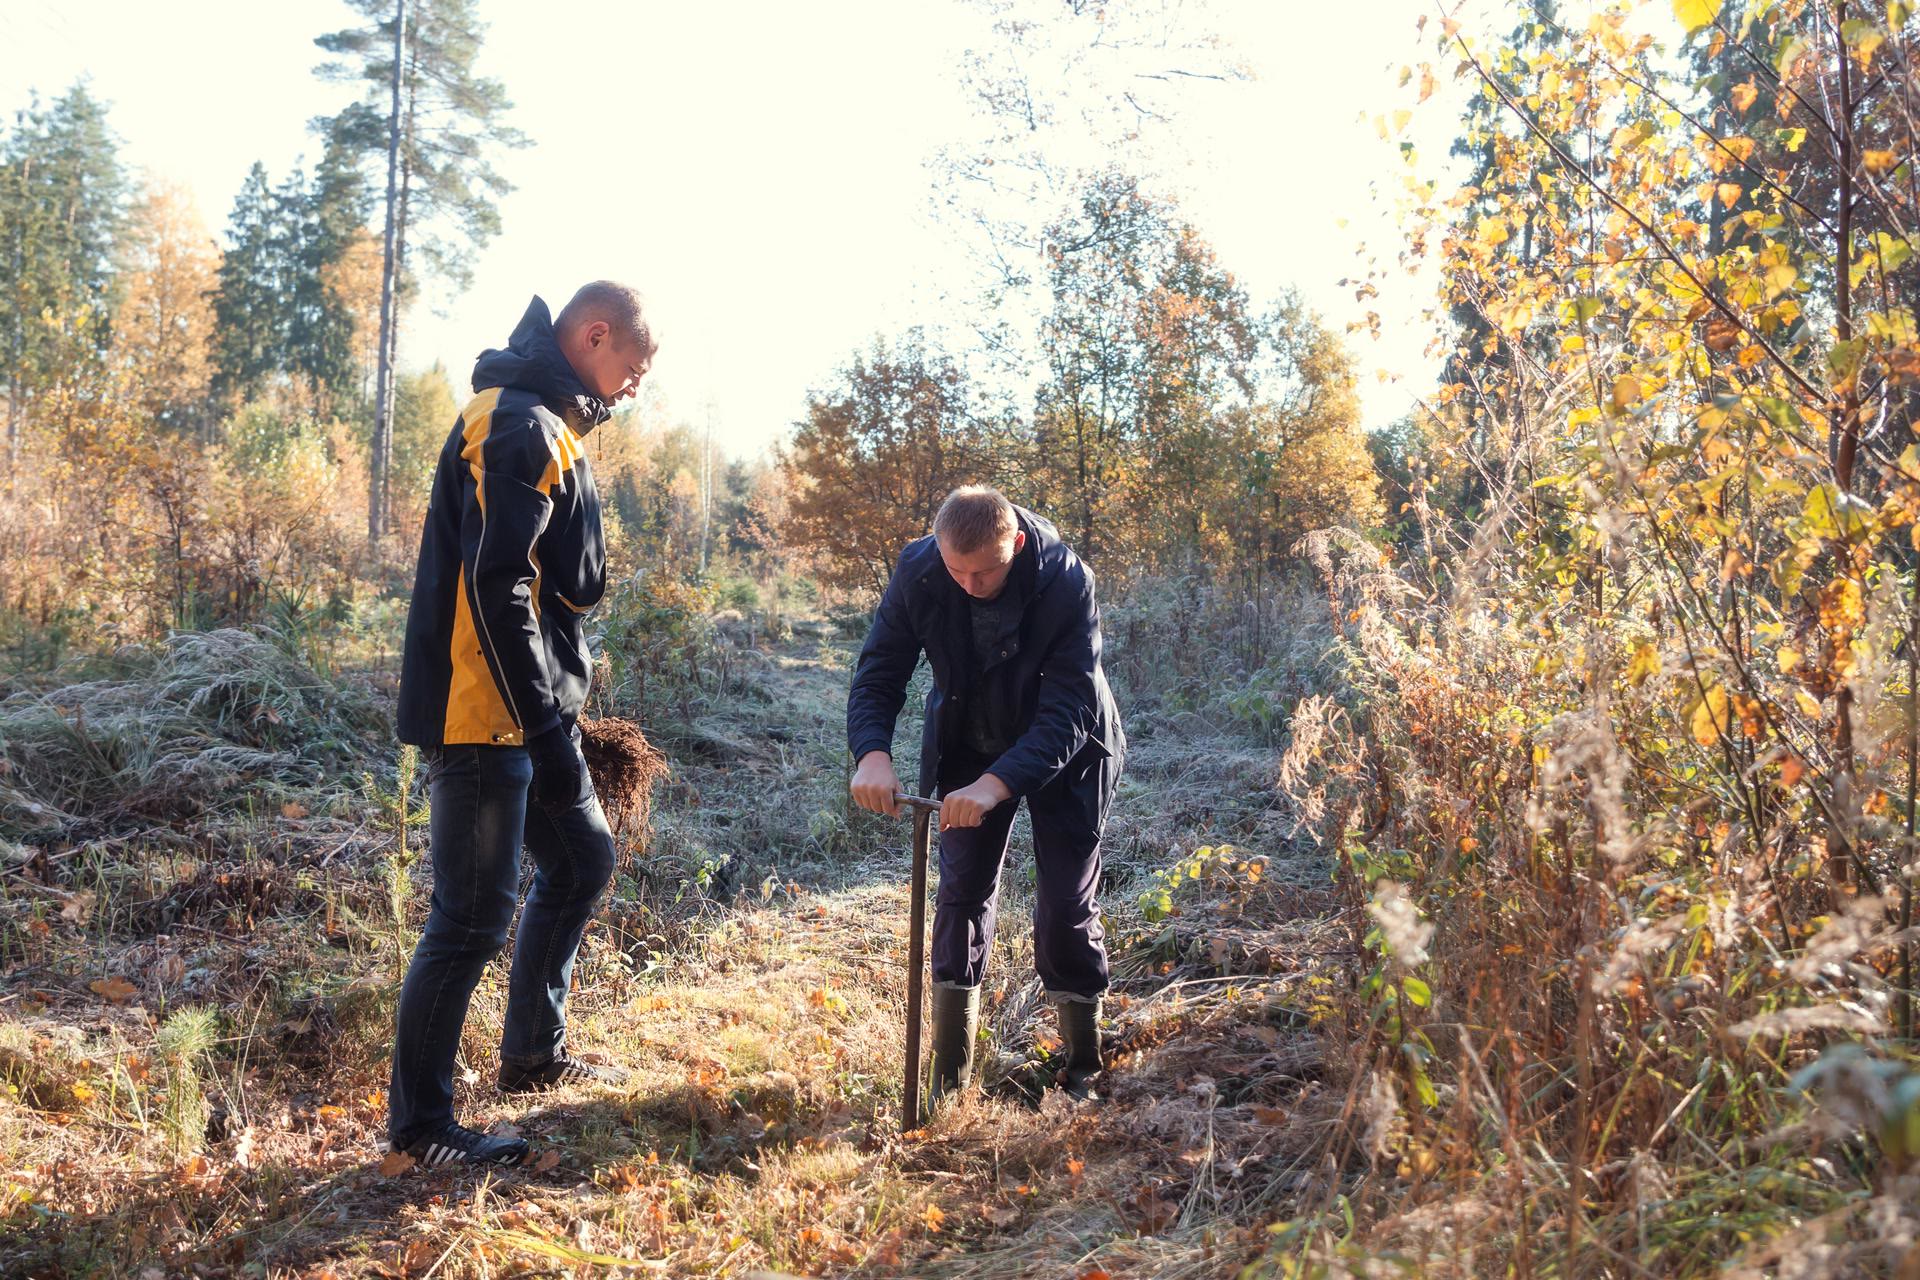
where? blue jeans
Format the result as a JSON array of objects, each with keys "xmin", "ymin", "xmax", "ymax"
[
  {"xmin": 930, "ymin": 743, "xmax": 1121, "ymax": 1001},
  {"xmin": 388, "ymin": 728, "xmax": 616, "ymax": 1147}
]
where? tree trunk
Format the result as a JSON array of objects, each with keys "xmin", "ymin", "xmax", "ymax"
[
  {"xmin": 700, "ymin": 401, "xmax": 713, "ymax": 573},
  {"xmin": 1829, "ymin": 0, "xmax": 1860, "ymax": 890},
  {"xmin": 368, "ymin": 0, "xmax": 407, "ymax": 546},
  {"xmin": 7, "ymin": 153, "xmax": 31, "ymax": 495},
  {"xmin": 4, "ymin": 368, "xmax": 18, "ymax": 494}
]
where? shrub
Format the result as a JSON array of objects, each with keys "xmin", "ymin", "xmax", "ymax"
[{"xmin": 0, "ymin": 628, "xmax": 388, "ymax": 843}]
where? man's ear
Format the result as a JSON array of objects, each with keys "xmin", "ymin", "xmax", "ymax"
[
  {"xmin": 1011, "ymin": 530, "xmax": 1027, "ymax": 556},
  {"xmin": 584, "ymin": 319, "xmax": 612, "ymax": 349}
]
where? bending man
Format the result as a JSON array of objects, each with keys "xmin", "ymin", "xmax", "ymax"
[{"xmin": 847, "ymin": 486, "xmax": 1126, "ymax": 1103}]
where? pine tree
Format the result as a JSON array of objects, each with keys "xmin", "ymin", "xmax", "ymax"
[
  {"xmin": 208, "ymin": 148, "xmax": 371, "ymax": 412},
  {"xmin": 313, "ymin": 0, "xmax": 529, "ymax": 542},
  {"xmin": 291, "ymin": 137, "xmax": 373, "ymax": 411},
  {"xmin": 0, "ymin": 82, "xmax": 128, "ymax": 480},
  {"xmin": 41, "ymin": 85, "xmax": 126, "ymax": 290},
  {"xmin": 210, "ymin": 163, "xmax": 288, "ymax": 404}
]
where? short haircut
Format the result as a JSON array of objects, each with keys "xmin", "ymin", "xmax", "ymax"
[
  {"xmin": 555, "ymin": 280, "xmax": 656, "ymax": 353},
  {"xmin": 934, "ymin": 486, "xmax": 1018, "ymax": 555}
]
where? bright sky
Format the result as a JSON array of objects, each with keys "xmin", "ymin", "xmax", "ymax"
[{"xmin": 1, "ymin": 0, "xmax": 1473, "ymax": 458}]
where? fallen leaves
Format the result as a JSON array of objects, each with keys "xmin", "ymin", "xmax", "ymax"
[
  {"xmin": 606, "ymin": 1162, "xmax": 650, "ymax": 1194},
  {"xmin": 376, "ymin": 1150, "xmax": 416, "ymax": 1177},
  {"xmin": 1131, "ymin": 1182, "xmax": 1181, "ymax": 1234},
  {"xmin": 174, "ymin": 1154, "xmax": 223, "ymax": 1192},
  {"xmin": 89, "ymin": 976, "xmax": 137, "ymax": 1005},
  {"xmin": 233, "ymin": 1126, "xmax": 259, "ymax": 1170},
  {"xmin": 386, "ymin": 1238, "xmax": 438, "ymax": 1277}
]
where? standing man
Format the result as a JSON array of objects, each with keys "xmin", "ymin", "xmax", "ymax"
[
  {"xmin": 847, "ymin": 486, "xmax": 1125, "ymax": 1104},
  {"xmin": 389, "ymin": 282, "xmax": 657, "ymax": 1167}
]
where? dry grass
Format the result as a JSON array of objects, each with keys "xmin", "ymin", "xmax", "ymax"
[
  {"xmin": 0, "ymin": 864, "xmax": 1340, "ymax": 1278},
  {"xmin": 0, "ymin": 628, "xmax": 389, "ymax": 847},
  {"xmin": 0, "ymin": 594, "xmax": 1352, "ymax": 1279},
  {"xmin": 1233, "ymin": 535, "xmax": 1920, "ymax": 1279}
]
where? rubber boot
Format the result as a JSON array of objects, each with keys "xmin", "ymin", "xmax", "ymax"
[
  {"xmin": 1054, "ymin": 996, "xmax": 1103, "ymax": 1102},
  {"xmin": 929, "ymin": 984, "xmax": 980, "ymax": 1105}
]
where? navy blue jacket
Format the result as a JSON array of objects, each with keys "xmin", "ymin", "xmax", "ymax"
[
  {"xmin": 396, "ymin": 297, "xmax": 611, "ymax": 747},
  {"xmin": 847, "ymin": 508, "xmax": 1125, "ymax": 797}
]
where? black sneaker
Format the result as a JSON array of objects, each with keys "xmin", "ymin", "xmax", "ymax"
[
  {"xmin": 497, "ymin": 1051, "xmax": 630, "ymax": 1095},
  {"xmin": 400, "ymin": 1122, "xmax": 529, "ymax": 1168}
]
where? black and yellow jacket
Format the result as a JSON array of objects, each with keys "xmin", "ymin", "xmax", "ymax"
[{"xmin": 397, "ymin": 297, "xmax": 610, "ymax": 747}]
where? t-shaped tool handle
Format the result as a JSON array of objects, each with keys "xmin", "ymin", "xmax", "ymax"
[{"xmin": 892, "ymin": 791, "xmax": 942, "ymax": 815}]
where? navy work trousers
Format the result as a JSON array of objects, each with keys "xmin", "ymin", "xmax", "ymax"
[
  {"xmin": 388, "ymin": 727, "xmax": 616, "ymax": 1148},
  {"xmin": 930, "ymin": 743, "xmax": 1121, "ymax": 1000}
]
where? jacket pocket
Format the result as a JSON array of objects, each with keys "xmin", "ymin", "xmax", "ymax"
[{"xmin": 543, "ymin": 608, "xmax": 593, "ymax": 702}]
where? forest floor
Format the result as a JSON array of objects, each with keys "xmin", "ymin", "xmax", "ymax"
[{"xmin": 0, "ymin": 619, "xmax": 1353, "ymax": 1279}]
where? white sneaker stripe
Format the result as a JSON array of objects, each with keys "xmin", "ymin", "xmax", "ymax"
[{"xmin": 414, "ymin": 1131, "xmax": 524, "ymax": 1167}]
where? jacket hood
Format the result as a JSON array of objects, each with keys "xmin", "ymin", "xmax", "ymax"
[{"xmin": 471, "ymin": 296, "xmax": 612, "ymax": 433}]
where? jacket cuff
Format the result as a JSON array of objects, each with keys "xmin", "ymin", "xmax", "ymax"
[
  {"xmin": 985, "ymin": 754, "xmax": 1040, "ymax": 798},
  {"xmin": 521, "ymin": 705, "xmax": 563, "ymax": 741},
  {"xmin": 850, "ymin": 734, "xmax": 894, "ymax": 763}
]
